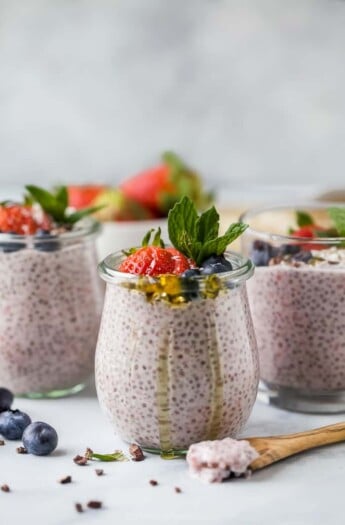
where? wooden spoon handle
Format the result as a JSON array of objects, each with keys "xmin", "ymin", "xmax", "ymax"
[{"xmin": 248, "ymin": 421, "xmax": 345, "ymax": 471}]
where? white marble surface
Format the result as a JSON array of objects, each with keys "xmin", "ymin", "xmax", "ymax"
[
  {"xmin": 0, "ymin": 0, "xmax": 345, "ymax": 190},
  {"xmin": 1, "ymin": 379, "xmax": 344, "ymax": 525}
]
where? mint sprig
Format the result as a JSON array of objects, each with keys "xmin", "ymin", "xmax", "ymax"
[
  {"xmin": 296, "ymin": 210, "xmax": 314, "ymax": 227},
  {"xmin": 328, "ymin": 207, "xmax": 345, "ymax": 238},
  {"xmin": 25, "ymin": 185, "xmax": 103, "ymax": 225},
  {"xmin": 168, "ymin": 196, "xmax": 248, "ymax": 266}
]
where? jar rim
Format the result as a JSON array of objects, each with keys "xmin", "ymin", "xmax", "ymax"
[
  {"xmin": 98, "ymin": 249, "xmax": 254, "ymax": 285},
  {"xmin": 240, "ymin": 201, "xmax": 345, "ymax": 244},
  {"xmin": 0, "ymin": 217, "xmax": 101, "ymax": 246}
]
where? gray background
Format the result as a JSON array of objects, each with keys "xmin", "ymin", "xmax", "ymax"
[{"xmin": 1, "ymin": 0, "xmax": 344, "ymax": 194}]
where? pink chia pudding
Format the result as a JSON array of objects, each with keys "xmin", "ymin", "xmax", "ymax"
[
  {"xmin": 247, "ymin": 249, "xmax": 345, "ymax": 393},
  {"xmin": 241, "ymin": 202, "xmax": 345, "ymax": 412},
  {"xmin": 0, "ymin": 224, "xmax": 104, "ymax": 396},
  {"xmin": 95, "ymin": 251, "xmax": 259, "ymax": 452}
]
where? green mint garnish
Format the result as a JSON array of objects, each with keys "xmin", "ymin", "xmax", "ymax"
[
  {"xmin": 25, "ymin": 185, "xmax": 103, "ymax": 225},
  {"xmin": 84, "ymin": 448, "xmax": 128, "ymax": 462},
  {"xmin": 328, "ymin": 207, "xmax": 345, "ymax": 237},
  {"xmin": 296, "ymin": 210, "xmax": 314, "ymax": 227},
  {"xmin": 168, "ymin": 196, "xmax": 248, "ymax": 266}
]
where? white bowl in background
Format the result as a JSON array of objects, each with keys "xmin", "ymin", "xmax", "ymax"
[{"xmin": 96, "ymin": 218, "xmax": 168, "ymax": 261}]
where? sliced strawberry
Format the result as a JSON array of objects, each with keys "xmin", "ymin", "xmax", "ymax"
[
  {"xmin": 166, "ymin": 248, "xmax": 195, "ymax": 274},
  {"xmin": 290, "ymin": 225, "xmax": 329, "ymax": 250},
  {"xmin": 67, "ymin": 185, "xmax": 106, "ymax": 210},
  {"xmin": 290, "ymin": 226, "xmax": 315, "ymax": 238},
  {"xmin": 0, "ymin": 205, "xmax": 52, "ymax": 235},
  {"xmin": 119, "ymin": 246, "xmax": 193, "ymax": 276},
  {"xmin": 120, "ymin": 152, "xmax": 211, "ymax": 216}
]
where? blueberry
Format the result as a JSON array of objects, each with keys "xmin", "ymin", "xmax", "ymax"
[
  {"xmin": 250, "ymin": 240, "xmax": 275, "ymax": 267},
  {"xmin": 181, "ymin": 268, "xmax": 201, "ymax": 278},
  {"xmin": 181, "ymin": 269, "xmax": 200, "ymax": 301},
  {"xmin": 0, "ymin": 387, "xmax": 14, "ymax": 412},
  {"xmin": 0, "ymin": 409, "xmax": 31, "ymax": 440},
  {"xmin": 200, "ymin": 254, "xmax": 233, "ymax": 275},
  {"xmin": 0, "ymin": 232, "xmax": 25, "ymax": 253},
  {"xmin": 34, "ymin": 230, "xmax": 60, "ymax": 252},
  {"xmin": 292, "ymin": 250, "xmax": 313, "ymax": 263},
  {"xmin": 279, "ymin": 243, "xmax": 301, "ymax": 256},
  {"xmin": 22, "ymin": 421, "xmax": 58, "ymax": 456}
]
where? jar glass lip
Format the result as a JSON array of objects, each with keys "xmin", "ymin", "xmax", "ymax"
[
  {"xmin": 98, "ymin": 249, "xmax": 254, "ymax": 285},
  {"xmin": 240, "ymin": 201, "xmax": 345, "ymax": 244},
  {"xmin": 0, "ymin": 217, "xmax": 101, "ymax": 246}
]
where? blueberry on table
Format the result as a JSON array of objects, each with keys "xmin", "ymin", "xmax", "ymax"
[
  {"xmin": 34, "ymin": 230, "xmax": 60, "ymax": 252},
  {"xmin": 0, "ymin": 410, "xmax": 31, "ymax": 440},
  {"xmin": 250, "ymin": 240, "xmax": 275, "ymax": 267},
  {"xmin": 0, "ymin": 388, "xmax": 14, "ymax": 412},
  {"xmin": 200, "ymin": 254, "xmax": 233, "ymax": 275},
  {"xmin": 23, "ymin": 422, "xmax": 58, "ymax": 456}
]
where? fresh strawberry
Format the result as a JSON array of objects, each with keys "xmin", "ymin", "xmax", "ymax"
[
  {"xmin": 67, "ymin": 185, "xmax": 106, "ymax": 210},
  {"xmin": 290, "ymin": 225, "xmax": 333, "ymax": 250},
  {"xmin": 120, "ymin": 152, "xmax": 212, "ymax": 216},
  {"xmin": 119, "ymin": 246, "xmax": 193, "ymax": 276},
  {"xmin": 166, "ymin": 248, "xmax": 195, "ymax": 274},
  {"xmin": 290, "ymin": 226, "xmax": 315, "ymax": 238},
  {"xmin": 0, "ymin": 204, "xmax": 52, "ymax": 235}
]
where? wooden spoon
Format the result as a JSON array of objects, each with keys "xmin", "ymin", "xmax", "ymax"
[{"xmin": 247, "ymin": 422, "xmax": 345, "ymax": 471}]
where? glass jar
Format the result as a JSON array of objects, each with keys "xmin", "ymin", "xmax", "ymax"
[
  {"xmin": 241, "ymin": 203, "xmax": 345, "ymax": 413},
  {"xmin": 95, "ymin": 250, "xmax": 258, "ymax": 454},
  {"xmin": 0, "ymin": 219, "xmax": 104, "ymax": 397}
]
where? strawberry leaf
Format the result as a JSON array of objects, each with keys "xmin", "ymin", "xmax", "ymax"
[{"xmin": 152, "ymin": 227, "xmax": 165, "ymax": 248}]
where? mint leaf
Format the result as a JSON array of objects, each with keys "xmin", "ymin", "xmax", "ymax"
[
  {"xmin": 85, "ymin": 448, "xmax": 128, "ymax": 462},
  {"xmin": 296, "ymin": 210, "xmax": 314, "ymax": 227},
  {"xmin": 168, "ymin": 196, "xmax": 248, "ymax": 265},
  {"xmin": 199, "ymin": 223, "xmax": 248, "ymax": 263},
  {"xmin": 26, "ymin": 184, "xmax": 104, "ymax": 226},
  {"xmin": 328, "ymin": 207, "xmax": 345, "ymax": 237},
  {"xmin": 168, "ymin": 196, "xmax": 198, "ymax": 259},
  {"xmin": 196, "ymin": 206, "xmax": 219, "ymax": 244},
  {"xmin": 26, "ymin": 185, "xmax": 65, "ymax": 222},
  {"xmin": 55, "ymin": 185, "xmax": 68, "ymax": 210},
  {"xmin": 66, "ymin": 205, "xmax": 104, "ymax": 224}
]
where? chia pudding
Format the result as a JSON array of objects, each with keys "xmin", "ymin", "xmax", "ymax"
[
  {"xmin": 95, "ymin": 251, "xmax": 259, "ymax": 452},
  {"xmin": 0, "ymin": 223, "xmax": 104, "ymax": 396},
  {"xmin": 241, "ymin": 204, "xmax": 345, "ymax": 412}
]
